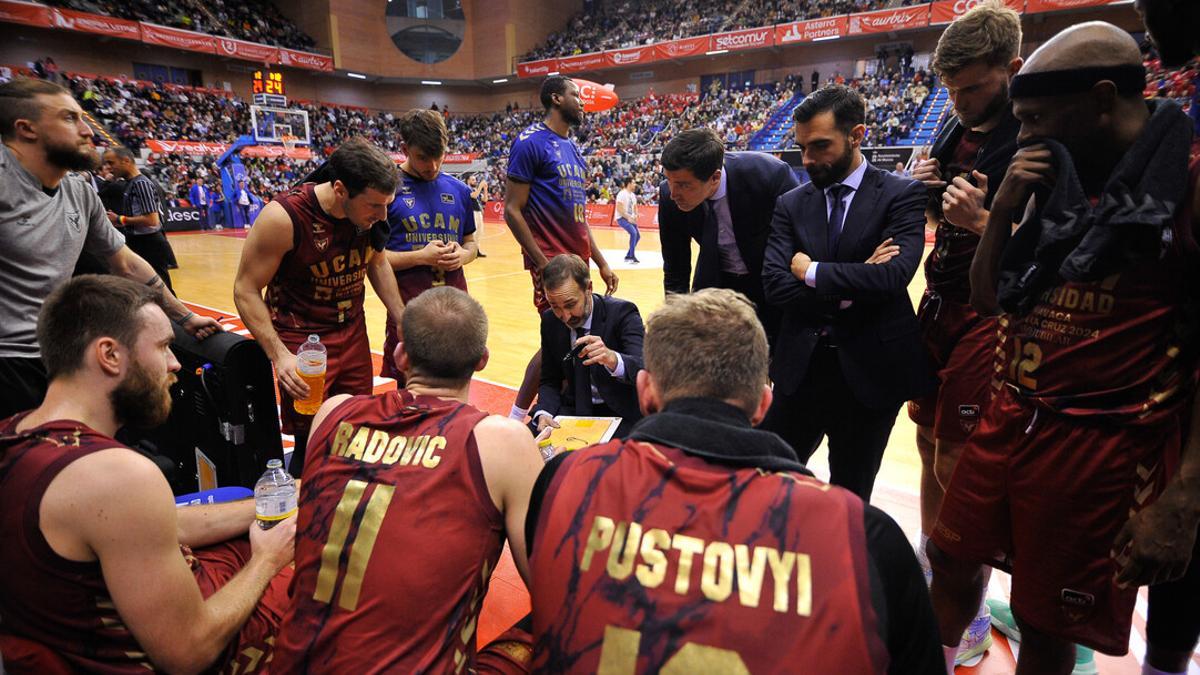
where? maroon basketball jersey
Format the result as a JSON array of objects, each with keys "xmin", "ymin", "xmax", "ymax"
[
  {"xmin": 995, "ymin": 168, "xmax": 1200, "ymax": 421},
  {"xmin": 394, "ymin": 266, "xmax": 467, "ymax": 304},
  {"xmin": 530, "ymin": 440, "xmax": 889, "ymax": 674},
  {"xmin": 272, "ymin": 390, "xmax": 504, "ymax": 674},
  {"xmin": 925, "ymin": 128, "xmax": 988, "ymax": 303},
  {"xmin": 267, "ymin": 183, "xmax": 376, "ymax": 331},
  {"xmin": 0, "ymin": 415, "xmax": 155, "ymax": 673}
]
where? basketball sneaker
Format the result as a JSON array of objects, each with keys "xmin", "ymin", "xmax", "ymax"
[
  {"xmin": 985, "ymin": 599, "xmax": 1097, "ymax": 674},
  {"xmin": 956, "ymin": 604, "xmax": 993, "ymax": 667}
]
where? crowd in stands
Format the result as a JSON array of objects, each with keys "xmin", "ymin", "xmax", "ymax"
[
  {"xmin": 1145, "ymin": 55, "xmax": 1197, "ymax": 112},
  {"xmin": 44, "ymin": 0, "xmax": 316, "ymax": 50},
  {"xmin": 66, "ymin": 67, "xmax": 930, "ymax": 206},
  {"xmin": 524, "ymin": 0, "xmax": 920, "ymax": 61},
  {"xmin": 854, "ymin": 68, "xmax": 932, "ymax": 146},
  {"xmin": 68, "ymin": 75, "xmax": 245, "ymax": 151},
  {"xmin": 57, "ymin": 50, "xmax": 1195, "ymax": 213}
]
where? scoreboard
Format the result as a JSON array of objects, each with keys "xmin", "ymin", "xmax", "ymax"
[
  {"xmin": 251, "ymin": 70, "xmax": 287, "ymax": 107},
  {"xmin": 252, "ymin": 69, "xmax": 285, "ymax": 96}
]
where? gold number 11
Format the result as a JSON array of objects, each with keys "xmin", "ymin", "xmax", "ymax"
[{"xmin": 312, "ymin": 479, "xmax": 395, "ymax": 612}]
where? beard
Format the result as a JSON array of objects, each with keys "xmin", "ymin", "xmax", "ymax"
[
  {"xmin": 807, "ymin": 141, "xmax": 856, "ymax": 190},
  {"xmin": 46, "ymin": 138, "xmax": 99, "ymax": 172},
  {"xmin": 560, "ymin": 104, "xmax": 584, "ymax": 128},
  {"xmin": 110, "ymin": 358, "xmax": 175, "ymax": 429},
  {"xmin": 960, "ymin": 81, "xmax": 1010, "ymax": 129}
]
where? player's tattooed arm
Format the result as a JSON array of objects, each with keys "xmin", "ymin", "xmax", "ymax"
[{"xmin": 139, "ymin": 273, "xmax": 222, "ymax": 339}]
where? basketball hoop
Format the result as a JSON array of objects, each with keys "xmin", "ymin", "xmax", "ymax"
[{"xmin": 281, "ymin": 134, "xmax": 298, "ymax": 154}]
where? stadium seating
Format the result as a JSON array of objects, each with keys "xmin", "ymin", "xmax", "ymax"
[
  {"xmin": 48, "ymin": 50, "xmax": 1195, "ymax": 208},
  {"xmin": 524, "ymin": 0, "xmax": 923, "ymax": 61},
  {"xmin": 43, "ymin": 0, "xmax": 316, "ymax": 50}
]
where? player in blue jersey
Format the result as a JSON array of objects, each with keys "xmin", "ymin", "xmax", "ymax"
[
  {"xmin": 381, "ymin": 109, "xmax": 478, "ymax": 380},
  {"xmin": 504, "ymin": 75, "xmax": 618, "ymax": 421}
]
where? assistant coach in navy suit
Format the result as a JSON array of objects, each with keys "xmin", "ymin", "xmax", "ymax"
[
  {"xmin": 659, "ymin": 128, "xmax": 799, "ymax": 344},
  {"xmin": 532, "ymin": 254, "xmax": 645, "ymax": 438},
  {"xmin": 761, "ymin": 86, "xmax": 934, "ymax": 501}
]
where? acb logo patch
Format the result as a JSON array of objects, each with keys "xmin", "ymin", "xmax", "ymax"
[{"xmin": 958, "ymin": 404, "xmax": 980, "ymax": 434}]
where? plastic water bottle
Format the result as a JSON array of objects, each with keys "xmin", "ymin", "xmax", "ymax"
[
  {"xmin": 293, "ymin": 334, "xmax": 326, "ymax": 415},
  {"xmin": 254, "ymin": 459, "xmax": 296, "ymax": 529},
  {"xmin": 538, "ymin": 436, "xmax": 556, "ymax": 462}
]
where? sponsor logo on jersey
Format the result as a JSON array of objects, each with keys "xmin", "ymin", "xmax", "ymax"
[
  {"xmin": 403, "ymin": 197, "xmax": 415, "ymax": 208},
  {"xmin": 441, "ymin": 193, "xmax": 455, "ymax": 204},
  {"xmin": 1061, "ymin": 588, "xmax": 1095, "ymax": 607},
  {"xmin": 958, "ymin": 404, "xmax": 980, "ymax": 434},
  {"xmin": 314, "ymin": 237, "xmax": 330, "ymax": 252}
]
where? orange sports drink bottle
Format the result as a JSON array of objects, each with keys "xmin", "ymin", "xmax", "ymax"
[{"xmin": 294, "ymin": 334, "xmax": 327, "ymax": 415}]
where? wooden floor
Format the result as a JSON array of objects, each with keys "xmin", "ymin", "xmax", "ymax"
[{"xmin": 167, "ymin": 218, "xmax": 1195, "ymax": 674}]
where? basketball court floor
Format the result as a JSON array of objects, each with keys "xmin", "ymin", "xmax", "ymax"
[{"xmin": 167, "ymin": 218, "xmax": 1198, "ymax": 674}]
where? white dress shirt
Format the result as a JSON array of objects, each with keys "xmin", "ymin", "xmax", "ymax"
[
  {"xmin": 534, "ymin": 297, "xmax": 625, "ymax": 422},
  {"xmin": 805, "ymin": 157, "xmax": 869, "ymax": 288}
]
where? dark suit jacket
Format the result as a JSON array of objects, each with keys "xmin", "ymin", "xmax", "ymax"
[
  {"xmin": 762, "ymin": 161, "xmax": 935, "ymax": 408},
  {"xmin": 659, "ymin": 152, "xmax": 799, "ymax": 331},
  {"xmin": 534, "ymin": 294, "xmax": 645, "ymax": 431}
]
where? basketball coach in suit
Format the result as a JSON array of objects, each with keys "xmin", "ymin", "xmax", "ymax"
[
  {"xmin": 761, "ymin": 86, "xmax": 934, "ymax": 501},
  {"xmin": 532, "ymin": 254, "xmax": 645, "ymax": 438},
  {"xmin": 659, "ymin": 128, "xmax": 799, "ymax": 344}
]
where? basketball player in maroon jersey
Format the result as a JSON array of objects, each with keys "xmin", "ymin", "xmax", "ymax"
[
  {"xmin": 272, "ymin": 287, "xmax": 544, "ymax": 673},
  {"xmin": 930, "ymin": 23, "xmax": 1200, "ymax": 673},
  {"xmin": 525, "ymin": 289, "xmax": 943, "ymax": 674},
  {"xmin": 905, "ymin": 3, "xmax": 1023, "ymax": 665},
  {"xmin": 233, "ymin": 137, "xmax": 407, "ymax": 475},
  {"xmin": 0, "ymin": 275, "xmax": 295, "ymax": 675}
]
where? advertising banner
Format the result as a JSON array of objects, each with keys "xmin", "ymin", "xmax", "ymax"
[
  {"xmin": 239, "ymin": 144, "xmax": 314, "ymax": 160},
  {"xmin": 557, "ymin": 51, "xmax": 608, "ymax": 73},
  {"xmin": 139, "ymin": 22, "xmax": 216, "ymax": 54},
  {"xmin": 586, "ymin": 203, "xmax": 615, "ymax": 229},
  {"xmin": 0, "ymin": 0, "xmax": 52, "ymax": 28},
  {"xmin": 605, "ymin": 45, "xmax": 657, "ymax": 68},
  {"xmin": 516, "ymin": 59, "xmax": 558, "ymax": 79},
  {"xmin": 710, "ymin": 26, "xmax": 774, "ymax": 52},
  {"xmin": 147, "ymin": 139, "xmax": 228, "ymax": 155},
  {"xmin": 655, "ymin": 35, "xmax": 711, "ymax": 60},
  {"xmin": 1024, "ymin": 0, "xmax": 1115, "ymax": 12},
  {"xmin": 775, "ymin": 16, "xmax": 849, "ymax": 44},
  {"xmin": 484, "ymin": 200, "xmax": 504, "ymax": 222},
  {"xmin": 931, "ymin": 0, "xmax": 1024, "ymax": 24},
  {"xmin": 215, "ymin": 36, "xmax": 279, "ymax": 63},
  {"xmin": 848, "ymin": 4, "xmax": 931, "ymax": 34},
  {"xmin": 163, "ymin": 205, "xmax": 205, "ymax": 232},
  {"xmin": 52, "ymin": 7, "xmax": 139, "ymax": 39},
  {"xmin": 278, "ymin": 47, "xmax": 334, "ymax": 72}
]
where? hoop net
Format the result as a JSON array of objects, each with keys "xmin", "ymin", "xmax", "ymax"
[{"xmin": 281, "ymin": 134, "xmax": 298, "ymax": 153}]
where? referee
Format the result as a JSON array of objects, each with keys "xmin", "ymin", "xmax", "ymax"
[{"xmin": 102, "ymin": 146, "xmax": 178, "ymax": 292}]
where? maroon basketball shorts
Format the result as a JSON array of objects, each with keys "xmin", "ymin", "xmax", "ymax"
[
  {"xmin": 933, "ymin": 386, "xmax": 1182, "ymax": 655},
  {"xmin": 276, "ymin": 318, "xmax": 373, "ymax": 436},
  {"xmin": 908, "ymin": 291, "xmax": 999, "ymax": 443},
  {"xmin": 190, "ymin": 539, "xmax": 294, "ymax": 674},
  {"xmin": 528, "ymin": 266, "xmax": 550, "ymax": 314}
]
